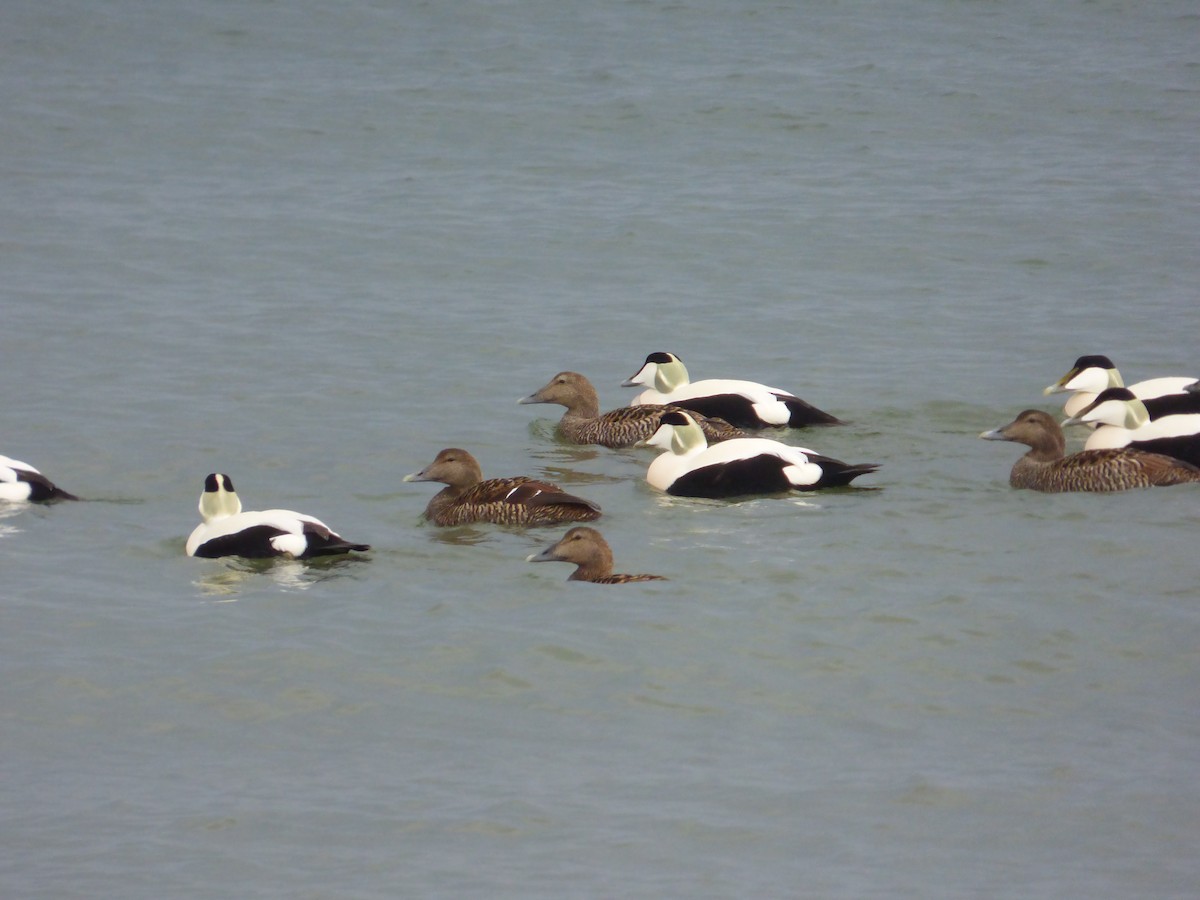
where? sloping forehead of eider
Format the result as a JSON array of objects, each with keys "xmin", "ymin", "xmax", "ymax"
[
  {"xmin": 204, "ymin": 473, "xmax": 234, "ymax": 493},
  {"xmin": 1070, "ymin": 354, "xmax": 1116, "ymax": 371}
]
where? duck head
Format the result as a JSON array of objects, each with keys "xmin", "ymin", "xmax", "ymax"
[
  {"xmin": 1043, "ymin": 354, "xmax": 1122, "ymax": 396},
  {"xmin": 198, "ymin": 473, "xmax": 242, "ymax": 522},
  {"xmin": 621, "ymin": 352, "xmax": 689, "ymax": 393},
  {"xmin": 1062, "ymin": 387, "xmax": 1149, "ymax": 429}
]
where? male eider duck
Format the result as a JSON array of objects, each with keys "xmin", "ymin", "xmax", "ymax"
[
  {"xmin": 519, "ymin": 370, "xmax": 745, "ymax": 447},
  {"xmin": 527, "ymin": 527, "xmax": 667, "ymax": 584},
  {"xmin": 403, "ymin": 448, "xmax": 602, "ymax": 526},
  {"xmin": 186, "ymin": 473, "xmax": 370, "ymax": 559},
  {"xmin": 1044, "ymin": 355, "xmax": 1198, "ymax": 419},
  {"xmin": 1061, "ymin": 387, "xmax": 1200, "ymax": 466},
  {"xmin": 639, "ymin": 411, "xmax": 877, "ymax": 499},
  {"xmin": 980, "ymin": 409, "xmax": 1200, "ymax": 492},
  {"xmin": 621, "ymin": 351, "xmax": 842, "ymax": 429},
  {"xmin": 0, "ymin": 455, "xmax": 78, "ymax": 502}
]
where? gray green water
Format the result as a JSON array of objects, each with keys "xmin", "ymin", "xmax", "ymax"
[{"xmin": 3, "ymin": 1, "xmax": 1198, "ymax": 897}]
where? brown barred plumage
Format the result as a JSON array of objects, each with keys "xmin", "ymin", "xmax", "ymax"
[
  {"xmin": 403, "ymin": 448, "xmax": 601, "ymax": 526},
  {"xmin": 520, "ymin": 371, "xmax": 745, "ymax": 448},
  {"xmin": 528, "ymin": 527, "xmax": 666, "ymax": 584},
  {"xmin": 981, "ymin": 409, "xmax": 1200, "ymax": 493}
]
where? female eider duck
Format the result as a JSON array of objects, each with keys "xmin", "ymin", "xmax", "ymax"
[
  {"xmin": 403, "ymin": 448, "xmax": 601, "ymax": 526},
  {"xmin": 1061, "ymin": 387, "xmax": 1200, "ymax": 466},
  {"xmin": 1044, "ymin": 355, "xmax": 1198, "ymax": 419},
  {"xmin": 0, "ymin": 455, "xmax": 78, "ymax": 502},
  {"xmin": 527, "ymin": 527, "xmax": 667, "ymax": 584},
  {"xmin": 640, "ymin": 411, "xmax": 877, "ymax": 498},
  {"xmin": 979, "ymin": 409, "xmax": 1200, "ymax": 492},
  {"xmin": 621, "ymin": 351, "xmax": 842, "ymax": 429},
  {"xmin": 186, "ymin": 473, "xmax": 370, "ymax": 559},
  {"xmin": 519, "ymin": 370, "xmax": 745, "ymax": 447}
]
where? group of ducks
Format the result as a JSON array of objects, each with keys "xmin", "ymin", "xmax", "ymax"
[
  {"xmin": 400, "ymin": 352, "xmax": 878, "ymax": 581},
  {"xmin": 6, "ymin": 353, "xmax": 1199, "ymax": 584},
  {"xmin": 981, "ymin": 355, "xmax": 1200, "ymax": 492},
  {"xmin": 1, "ymin": 352, "xmax": 880, "ymax": 584}
]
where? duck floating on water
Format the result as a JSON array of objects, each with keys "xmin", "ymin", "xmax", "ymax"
[
  {"xmin": 1062, "ymin": 387, "xmax": 1200, "ymax": 466},
  {"xmin": 0, "ymin": 455, "xmax": 78, "ymax": 502},
  {"xmin": 980, "ymin": 409, "xmax": 1200, "ymax": 492},
  {"xmin": 403, "ymin": 448, "xmax": 602, "ymax": 526},
  {"xmin": 1043, "ymin": 355, "xmax": 1197, "ymax": 419},
  {"xmin": 639, "ymin": 411, "xmax": 877, "ymax": 499},
  {"xmin": 519, "ymin": 370, "xmax": 745, "ymax": 447},
  {"xmin": 186, "ymin": 473, "xmax": 370, "ymax": 559},
  {"xmin": 622, "ymin": 351, "xmax": 842, "ymax": 429},
  {"xmin": 527, "ymin": 527, "xmax": 667, "ymax": 584}
]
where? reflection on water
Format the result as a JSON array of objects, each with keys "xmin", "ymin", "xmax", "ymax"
[
  {"xmin": 192, "ymin": 555, "xmax": 371, "ymax": 599},
  {"xmin": 0, "ymin": 502, "xmax": 27, "ymax": 537}
]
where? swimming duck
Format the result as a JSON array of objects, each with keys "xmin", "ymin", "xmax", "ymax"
[
  {"xmin": 403, "ymin": 448, "xmax": 602, "ymax": 526},
  {"xmin": 1062, "ymin": 387, "xmax": 1200, "ymax": 466},
  {"xmin": 639, "ymin": 411, "xmax": 877, "ymax": 498},
  {"xmin": 526, "ymin": 526, "xmax": 667, "ymax": 584},
  {"xmin": 519, "ymin": 370, "xmax": 745, "ymax": 447},
  {"xmin": 1043, "ymin": 355, "xmax": 1198, "ymax": 419},
  {"xmin": 621, "ymin": 351, "xmax": 842, "ymax": 429},
  {"xmin": 186, "ymin": 473, "xmax": 370, "ymax": 559},
  {"xmin": 0, "ymin": 455, "xmax": 78, "ymax": 502},
  {"xmin": 979, "ymin": 409, "xmax": 1200, "ymax": 492}
]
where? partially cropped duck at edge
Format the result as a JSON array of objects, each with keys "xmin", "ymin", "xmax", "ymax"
[
  {"xmin": 639, "ymin": 411, "xmax": 877, "ymax": 498},
  {"xmin": 527, "ymin": 527, "xmax": 667, "ymax": 584},
  {"xmin": 621, "ymin": 351, "xmax": 842, "ymax": 429},
  {"xmin": 1061, "ymin": 387, "xmax": 1200, "ymax": 466},
  {"xmin": 519, "ymin": 370, "xmax": 745, "ymax": 447},
  {"xmin": 979, "ymin": 409, "xmax": 1200, "ymax": 492},
  {"xmin": 186, "ymin": 473, "xmax": 370, "ymax": 559},
  {"xmin": 403, "ymin": 448, "xmax": 602, "ymax": 526},
  {"xmin": 0, "ymin": 455, "xmax": 78, "ymax": 502},
  {"xmin": 1043, "ymin": 354, "xmax": 1198, "ymax": 419}
]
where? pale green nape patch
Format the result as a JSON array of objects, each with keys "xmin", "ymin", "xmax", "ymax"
[{"xmin": 654, "ymin": 354, "xmax": 690, "ymax": 393}]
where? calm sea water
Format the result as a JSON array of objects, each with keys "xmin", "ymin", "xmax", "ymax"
[{"xmin": 3, "ymin": 0, "xmax": 1198, "ymax": 897}]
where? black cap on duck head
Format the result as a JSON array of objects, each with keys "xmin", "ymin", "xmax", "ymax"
[
  {"xmin": 1070, "ymin": 355, "xmax": 1116, "ymax": 371},
  {"xmin": 659, "ymin": 410, "xmax": 692, "ymax": 428},
  {"xmin": 204, "ymin": 473, "xmax": 233, "ymax": 494},
  {"xmin": 645, "ymin": 351, "xmax": 677, "ymax": 365}
]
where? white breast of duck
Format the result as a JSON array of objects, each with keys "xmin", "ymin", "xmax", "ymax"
[
  {"xmin": 622, "ymin": 352, "xmax": 841, "ymax": 428},
  {"xmin": 1045, "ymin": 355, "xmax": 1198, "ymax": 418},
  {"xmin": 1067, "ymin": 388, "xmax": 1200, "ymax": 465},
  {"xmin": 641, "ymin": 411, "xmax": 875, "ymax": 498},
  {"xmin": 186, "ymin": 473, "xmax": 369, "ymax": 559}
]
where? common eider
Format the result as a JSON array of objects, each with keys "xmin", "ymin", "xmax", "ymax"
[
  {"xmin": 185, "ymin": 473, "xmax": 370, "ymax": 559},
  {"xmin": 639, "ymin": 411, "xmax": 877, "ymax": 498},
  {"xmin": 621, "ymin": 351, "xmax": 842, "ymax": 429},
  {"xmin": 526, "ymin": 526, "xmax": 667, "ymax": 584},
  {"xmin": 1062, "ymin": 387, "xmax": 1200, "ymax": 466},
  {"xmin": 519, "ymin": 370, "xmax": 745, "ymax": 447},
  {"xmin": 1043, "ymin": 355, "xmax": 1198, "ymax": 419},
  {"xmin": 980, "ymin": 409, "xmax": 1200, "ymax": 492},
  {"xmin": 403, "ymin": 448, "xmax": 602, "ymax": 526},
  {"xmin": 0, "ymin": 455, "xmax": 78, "ymax": 502}
]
